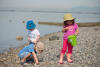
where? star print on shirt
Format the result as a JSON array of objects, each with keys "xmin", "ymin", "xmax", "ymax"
[{"xmin": 68, "ymin": 26, "xmax": 74, "ymax": 31}]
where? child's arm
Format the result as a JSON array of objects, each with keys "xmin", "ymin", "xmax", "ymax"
[
  {"xmin": 62, "ymin": 27, "xmax": 69, "ymax": 32},
  {"xmin": 33, "ymin": 35, "xmax": 40, "ymax": 44},
  {"xmin": 75, "ymin": 28, "xmax": 79, "ymax": 35},
  {"xmin": 28, "ymin": 37, "xmax": 31, "ymax": 42}
]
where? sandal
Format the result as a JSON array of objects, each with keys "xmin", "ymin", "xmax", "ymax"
[
  {"xmin": 34, "ymin": 63, "xmax": 39, "ymax": 66},
  {"xmin": 59, "ymin": 62, "xmax": 64, "ymax": 64},
  {"xmin": 20, "ymin": 62, "xmax": 24, "ymax": 65}
]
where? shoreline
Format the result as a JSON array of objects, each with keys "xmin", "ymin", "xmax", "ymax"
[
  {"xmin": 0, "ymin": 26, "xmax": 100, "ymax": 67},
  {"xmin": 0, "ymin": 31, "xmax": 60, "ymax": 54},
  {"xmin": 38, "ymin": 21, "xmax": 100, "ymax": 27},
  {"xmin": 0, "ymin": 21, "xmax": 100, "ymax": 53}
]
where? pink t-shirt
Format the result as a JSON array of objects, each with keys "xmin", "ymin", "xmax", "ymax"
[{"xmin": 63, "ymin": 23, "xmax": 78, "ymax": 40}]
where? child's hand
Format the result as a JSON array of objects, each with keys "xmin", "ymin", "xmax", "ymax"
[
  {"xmin": 28, "ymin": 37, "xmax": 31, "ymax": 42},
  {"xmin": 75, "ymin": 28, "xmax": 79, "ymax": 36},
  {"xmin": 33, "ymin": 40, "xmax": 37, "ymax": 44},
  {"xmin": 65, "ymin": 27, "xmax": 69, "ymax": 30},
  {"xmin": 62, "ymin": 27, "xmax": 69, "ymax": 32},
  {"xmin": 74, "ymin": 33, "xmax": 78, "ymax": 36}
]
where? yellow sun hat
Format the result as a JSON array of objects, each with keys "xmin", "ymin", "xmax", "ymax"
[{"xmin": 64, "ymin": 13, "xmax": 74, "ymax": 21}]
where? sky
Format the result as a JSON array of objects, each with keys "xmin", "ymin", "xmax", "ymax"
[{"xmin": 0, "ymin": 0, "xmax": 100, "ymax": 10}]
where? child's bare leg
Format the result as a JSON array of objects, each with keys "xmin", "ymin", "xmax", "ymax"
[
  {"xmin": 59, "ymin": 39, "xmax": 67, "ymax": 63},
  {"xmin": 21, "ymin": 53, "xmax": 31, "ymax": 63},
  {"xmin": 67, "ymin": 42, "xmax": 73, "ymax": 63},
  {"xmin": 66, "ymin": 53, "xmax": 72, "ymax": 63},
  {"xmin": 59, "ymin": 53, "xmax": 64, "ymax": 63},
  {"xmin": 32, "ymin": 52, "xmax": 39, "ymax": 64}
]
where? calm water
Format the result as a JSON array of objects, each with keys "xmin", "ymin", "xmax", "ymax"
[{"xmin": 0, "ymin": 11, "xmax": 100, "ymax": 52}]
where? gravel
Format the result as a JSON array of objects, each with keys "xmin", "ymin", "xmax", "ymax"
[{"xmin": 0, "ymin": 26, "xmax": 100, "ymax": 67}]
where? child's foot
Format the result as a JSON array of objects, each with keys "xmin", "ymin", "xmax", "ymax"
[
  {"xmin": 59, "ymin": 60, "xmax": 64, "ymax": 64},
  {"xmin": 34, "ymin": 63, "xmax": 39, "ymax": 66},
  {"xmin": 67, "ymin": 59, "xmax": 73, "ymax": 63},
  {"xmin": 66, "ymin": 54, "xmax": 73, "ymax": 63},
  {"xmin": 59, "ymin": 53, "xmax": 64, "ymax": 64},
  {"xmin": 20, "ymin": 59, "xmax": 26, "ymax": 65},
  {"xmin": 20, "ymin": 62, "xmax": 24, "ymax": 65},
  {"xmin": 59, "ymin": 62, "xmax": 64, "ymax": 64}
]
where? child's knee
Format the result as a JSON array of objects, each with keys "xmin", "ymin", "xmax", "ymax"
[
  {"xmin": 68, "ymin": 50, "xmax": 72, "ymax": 54},
  {"xmin": 32, "ymin": 52, "xmax": 37, "ymax": 56},
  {"xmin": 61, "ymin": 49, "xmax": 66, "ymax": 54}
]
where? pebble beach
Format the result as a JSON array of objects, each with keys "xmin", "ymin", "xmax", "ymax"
[{"xmin": 0, "ymin": 26, "xmax": 100, "ymax": 67}]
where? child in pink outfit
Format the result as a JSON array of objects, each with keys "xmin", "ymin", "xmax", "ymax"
[{"xmin": 59, "ymin": 13, "xmax": 79, "ymax": 64}]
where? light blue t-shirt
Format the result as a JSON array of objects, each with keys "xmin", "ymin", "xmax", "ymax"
[{"xmin": 18, "ymin": 43, "xmax": 34, "ymax": 57}]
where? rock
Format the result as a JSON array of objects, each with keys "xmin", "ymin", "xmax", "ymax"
[
  {"xmin": 49, "ymin": 36, "xmax": 59, "ymax": 41},
  {"xmin": 9, "ymin": 48, "xmax": 14, "ymax": 51},
  {"xmin": 0, "ymin": 58, "xmax": 7, "ymax": 62},
  {"xmin": 0, "ymin": 26, "xmax": 100, "ymax": 66},
  {"xmin": 16, "ymin": 36, "xmax": 23, "ymax": 41},
  {"xmin": 16, "ymin": 60, "xmax": 20, "ymax": 64},
  {"xmin": 22, "ymin": 21, "xmax": 25, "ymax": 23}
]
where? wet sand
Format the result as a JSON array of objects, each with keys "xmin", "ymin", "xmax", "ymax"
[{"xmin": 0, "ymin": 26, "xmax": 100, "ymax": 67}]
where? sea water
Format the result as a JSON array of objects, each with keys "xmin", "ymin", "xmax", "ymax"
[{"xmin": 0, "ymin": 11, "xmax": 100, "ymax": 52}]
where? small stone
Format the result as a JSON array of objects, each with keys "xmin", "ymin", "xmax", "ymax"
[
  {"xmin": 16, "ymin": 60, "xmax": 20, "ymax": 64},
  {"xmin": 22, "ymin": 20, "xmax": 25, "ymax": 23},
  {"xmin": 49, "ymin": 36, "xmax": 59, "ymax": 41},
  {"xmin": 16, "ymin": 36, "xmax": 23, "ymax": 41}
]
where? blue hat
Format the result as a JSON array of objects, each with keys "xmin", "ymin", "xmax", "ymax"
[{"xmin": 26, "ymin": 20, "xmax": 36, "ymax": 29}]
